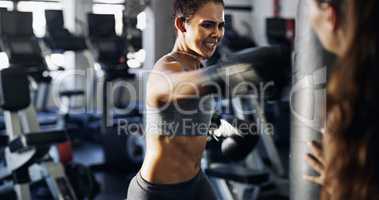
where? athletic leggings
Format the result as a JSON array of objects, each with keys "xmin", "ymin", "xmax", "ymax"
[{"xmin": 127, "ymin": 171, "xmax": 217, "ymax": 200}]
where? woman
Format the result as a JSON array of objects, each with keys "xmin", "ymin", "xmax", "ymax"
[
  {"xmin": 127, "ymin": 0, "xmax": 225, "ymax": 199},
  {"xmin": 305, "ymin": 0, "xmax": 379, "ymax": 199}
]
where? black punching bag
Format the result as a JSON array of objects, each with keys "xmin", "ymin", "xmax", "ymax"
[{"xmin": 290, "ymin": 0, "xmax": 336, "ymax": 200}]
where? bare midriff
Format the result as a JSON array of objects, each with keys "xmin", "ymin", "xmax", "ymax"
[{"xmin": 140, "ymin": 134, "xmax": 208, "ymax": 184}]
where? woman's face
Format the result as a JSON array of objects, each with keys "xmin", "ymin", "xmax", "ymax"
[
  {"xmin": 309, "ymin": 0, "xmax": 343, "ymax": 55},
  {"xmin": 183, "ymin": 2, "xmax": 225, "ymax": 59}
]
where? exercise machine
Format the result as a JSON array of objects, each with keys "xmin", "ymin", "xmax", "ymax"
[
  {"xmin": 86, "ymin": 13, "xmax": 145, "ymax": 171},
  {"xmin": 0, "ymin": 67, "xmax": 77, "ymax": 200}
]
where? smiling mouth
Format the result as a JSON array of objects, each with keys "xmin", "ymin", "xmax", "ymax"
[{"xmin": 204, "ymin": 41, "xmax": 218, "ymax": 50}]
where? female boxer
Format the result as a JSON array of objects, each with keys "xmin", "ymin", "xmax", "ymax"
[{"xmin": 127, "ymin": 1, "xmax": 224, "ymax": 199}]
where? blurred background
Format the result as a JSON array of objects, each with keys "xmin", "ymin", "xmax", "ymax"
[{"xmin": 0, "ymin": 0, "xmax": 301, "ymax": 199}]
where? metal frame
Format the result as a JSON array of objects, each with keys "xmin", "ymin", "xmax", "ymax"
[{"xmin": 3, "ymin": 104, "xmax": 78, "ymax": 200}]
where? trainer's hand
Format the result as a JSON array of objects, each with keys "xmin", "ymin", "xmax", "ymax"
[{"xmin": 304, "ymin": 140, "xmax": 325, "ymax": 185}]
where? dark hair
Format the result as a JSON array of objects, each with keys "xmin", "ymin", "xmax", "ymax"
[
  {"xmin": 173, "ymin": 0, "xmax": 224, "ymax": 20},
  {"xmin": 321, "ymin": 0, "xmax": 379, "ymax": 199}
]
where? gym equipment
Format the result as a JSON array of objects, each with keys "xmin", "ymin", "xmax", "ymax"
[
  {"xmin": 0, "ymin": 67, "xmax": 100, "ymax": 200},
  {"xmin": 0, "ymin": 11, "xmax": 52, "ymax": 112},
  {"xmin": 101, "ymin": 116, "xmax": 145, "ymax": 171},
  {"xmin": 86, "ymin": 13, "xmax": 145, "ymax": 171},
  {"xmin": 65, "ymin": 162, "xmax": 100, "ymax": 200},
  {"xmin": 0, "ymin": 11, "xmax": 78, "ymax": 128},
  {"xmin": 266, "ymin": 0, "xmax": 295, "ymax": 47},
  {"xmin": 44, "ymin": 9, "xmax": 86, "ymax": 114},
  {"xmin": 290, "ymin": 0, "xmax": 336, "ymax": 199},
  {"xmin": 266, "ymin": 17, "xmax": 295, "ymax": 47},
  {"xmin": 0, "ymin": 67, "xmax": 77, "ymax": 200},
  {"xmin": 222, "ymin": 14, "xmax": 256, "ymax": 52},
  {"xmin": 87, "ymin": 13, "xmax": 138, "ymax": 131},
  {"xmin": 0, "ymin": 10, "xmax": 92, "ymax": 131},
  {"xmin": 44, "ymin": 10, "xmax": 101, "ymax": 137},
  {"xmin": 125, "ymin": 17, "xmax": 143, "ymax": 52},
  {"xmin": 44, "ymin": 10, "xmax": 87, "ymax": 52},
  {"xmin": 204, "ymin": 45, "xmax": 292, "ymax": 199},
  {"xmin": 0, "ymin": 11, "xmax": 80, "ymax": 165}
]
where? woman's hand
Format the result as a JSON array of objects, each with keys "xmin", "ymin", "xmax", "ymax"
[{"xmin": 304, "ymin": 140, "xmax": 325, "ymax": 185}]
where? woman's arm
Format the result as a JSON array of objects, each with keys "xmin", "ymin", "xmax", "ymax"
[
  {"xmin": 147, "ymin": 60, "xmax": 257, "ymax": 107},
  {"xmin": 147, "ymin": 46, "xmax": 289, "ymax": 106},
  {"xmin": 147, "ymin": 62, "xmax": 207, "ymax": 106}
]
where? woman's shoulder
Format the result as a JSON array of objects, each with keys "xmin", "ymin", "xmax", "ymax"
[{"xmin": 153, "ymin": 53, "xmax": 183, "ymax": 73}]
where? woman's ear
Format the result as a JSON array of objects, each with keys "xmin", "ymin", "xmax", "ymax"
[{"xmin": 175, "ymin": 17, "xmax": 187, "ymax": 33}]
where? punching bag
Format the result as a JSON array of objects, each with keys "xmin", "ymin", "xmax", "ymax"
[{"xmin": 290, "ymin": 0, "xmax": 336, "ymax": 199}]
